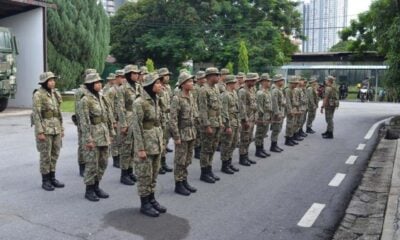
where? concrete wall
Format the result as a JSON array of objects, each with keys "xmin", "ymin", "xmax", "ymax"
[{"xmin": 0, "ymin": 8, "xmax": 44, "ymax": 108}]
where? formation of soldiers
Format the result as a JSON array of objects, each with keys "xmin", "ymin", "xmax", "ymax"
[{"xmin": 31, "ymin": 66, "xmax": 339, "ymax": 218}]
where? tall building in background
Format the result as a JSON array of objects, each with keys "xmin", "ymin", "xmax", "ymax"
[
  {"xmin": 300, "ymin": 0, "xmax": 348, "ymax": 53},
  {"xmin": 102, "ymin": 0, "xmax": 115, "ymax": 16}
]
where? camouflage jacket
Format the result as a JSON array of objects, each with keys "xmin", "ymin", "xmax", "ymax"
[
  {"xmin": 307, "ymin": 86, "xmax": 318, "ymax": 110},
  {"xmin": 32, "ymin": 87, "xmax": 63, "ymax": 136},
  {"xmin": 271, "ymin": 86, "xmax": 285, "ymax": 120},
  {"xmin": 256, "ymin": 88, "xmax": 272, "ymax": 123},
  {"xmin": 104, "ymin": 85, "xmax": 122, "ymax": 122},
  {"xmin": 118, "ymin": 81, "xmax": 142, "ymax": 129},
  {"xmin": 133, "ymin": 90, "xmax": 163, "ymax": 155},
  {"xmin": 198, "ymin": 83, "xmax": 222, "ymax": 128},
  {"xmin": 221, "ymin": 90, "xmax": 239, "ymax": 128},
  {"xmin": 285, "ymin": 87, "xmax": 299, "ymax": 114},
  {"xmin": 217, "ymin": 82, "xmax": 226, "ymax": 95},
  {"xmin": 159, "ymin": 84, "xmax": 172, "ymax": 126},
  {"xmin": 299, "ymin": 88, "xmax": 308, "ymax": 111},
  {"xmin": 325, "ymin": 86, "xmax": 339, "ymax": 109},
  {"xmin": 192, "ymin": 84, "xmax": 203, "ymax": 111},
  {"xmin": 74, "ymin": 85, "xmax": 88, "ymax": 126},
  {"xmin": 238, "ymin": 86, "xmax": 257, "ymax": 122},
  {"xmin": 169, "ymin": 91, "xmax": 197, "ymax": 141}
]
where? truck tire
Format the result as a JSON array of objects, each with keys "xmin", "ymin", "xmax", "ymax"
[{"xmin": 0, "ymin": 98, "xmax": 8, "ymax": 112}]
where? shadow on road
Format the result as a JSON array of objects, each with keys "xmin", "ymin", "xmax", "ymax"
[{"xmin": 103, "ymin": 208, "xmax": 190, "ymax": 240}]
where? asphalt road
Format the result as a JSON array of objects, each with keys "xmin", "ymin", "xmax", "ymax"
[{"xmin": 0, "ymin": 101, "xmax": 399, "ymax": 240}]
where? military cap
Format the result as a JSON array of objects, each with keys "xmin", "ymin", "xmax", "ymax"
[
  {"xmin": 308, "ymin": 78, "xmax": 318, "ymax": 84},
  {"xmin": 124, "ymin": 64, "xmax": 140, "ymax": 74},
  {"xmin": 39, "ymin": 72, "xmax": 58, "ymax": 84},
  {"xmin": 140, "ymin": 66, "xmax": 149, "ymax": 75},
  {"xmin": 107, "ymin": 73, "xmax": 116, "ymax": 80},
  {"xmin": 272, "ymin": 74, "xmax": 285, "ymax": 82},
  {"xmin": 225, "ymin": 75, "xmax": 237, "ymax": 84},
  {"xmin": 196, "ymin": 70, "xmax": 206, "ymax": 80},
  {"xmin": 205, "ymin": 67, "xmax": 220, "ymax": 77},
  {"xmin": 84, "ymin": 69, "xmax": 97, "ymax": 76},
  {"xmin": 115, "ymin": 69, "xmax": 124, "ymax": 76},
  {"xmin": 180, "ymin": 68, "xmax": 189, "ymax": 74},
  {"xmin": 258, "ymin": 73, "xmax": 272, "ymax": 82},
  {"xmin": 178, "ymin": 71, "xmax": 195, "ymax": 86},
  {"xmin": 236, "ymin": 72, "xmax": 245, "ymax": 78},
  {"xmin": 288, "ymin": 76, "xmax": 299, "ymax": 84},
  {"xmin": 85, "ymin": 73, "xmax": 103, "ymax": 84},
  {"xmin": 143, "ymin": 72, "xmax": 161, "ymax": 87},
  {"xmin": 245, "ymin": 72, "xmax": 259, "ymax": 81},
  {"xmin": 220, "ymin": 68, "xmax": 230, "ymax": 75},
  {"xmin": 326, "ymin": 75, "xmax": 335, "ymax": 81},
  {"xmin": 158, "ymin": 67, "xmax": 171, "ymax": 76}
]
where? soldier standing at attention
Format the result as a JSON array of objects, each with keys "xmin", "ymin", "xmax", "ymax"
[
  {"xmin": 220, "ymin": 75, "xmax": 240, "ymax": 174},
  {"xmin": 236, "ymin": 72, "xmax": 246, "ymax": 90},
  {"xmin": 157, "ymin": 68, "xmax": 173, "ymax": 174},
  {"xmin": 218, "ymin": 68, "xmax": 229, "ymax": 94},
  {"xmin": 296, "ymin": 78, "xmax": 308, "ymax": 138},
  {"xmin": 198, "ymin": 67, "xmax": 222, "ymax": 183},
  {"xmin": 193, "ymin": 70, "xmax": 206, "ymax": 159},
  {"xmin": 79, "ymin": 73, "xmax": 114, "ymax": 201},
  {"xmin": 254, "ymin": 73, "xmax": 273, "ymax": 158},
  {"xmin": 306, "ymin": 78, "xmax": 319, "ymax": 134},
  {"xmin": 285, "ymin": 77, "xmax": 300, "ymax": 146},
  {"xmin": 32, "ymin": 72, "xmax": 64, "ymax": 191},
  {"xmin": 238, "ymin": 73, "xmax": 258, "ymax": 166},
  {"xmin": 270, "ymin": 75, "xmax": 286, "ymax": 153},
  {"xmin": 170, "ymin": 72, "xmax": 198, "ymax": 196},
  {"xmin": 139, "ymin": 66, "xmax": 149, "ymax": 84},
  {"xmin": 321, "ymin": 76, "xmax": 339, "ymax": 139},
  {"xmin": 133, "ymin": 73, "xmax": 166, "ymax": 217}
]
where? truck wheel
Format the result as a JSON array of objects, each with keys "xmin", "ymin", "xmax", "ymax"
[{"xmin": 0, "ymin": 98, "xmax": 8, "ymax": 112}]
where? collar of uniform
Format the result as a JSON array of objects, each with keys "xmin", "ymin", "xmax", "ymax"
[
  {"xmin": 178, "ymin": 90, "xmax": 192, "ymax": 99},
  {"xmin": 39, "ymin": 87, "xmax": 53, "ymax": 96},
  {"xmin": 142, "ymin": 89, "xmax": 156, "ymax": 101}
]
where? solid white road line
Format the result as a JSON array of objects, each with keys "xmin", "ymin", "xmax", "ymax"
[
  {"xmin": 364, "ymin": 118, "xmax": 392, "ymax": 140},
  {"xmin": 357, "ymin": 144, "xmax": 366, "ymax": 150},
  {"xmin": 328, "ymin": 173, "xmax": 346, "ymax": 187},
  {"xmin": 345, "ymin": 155, "xmax": 358, "ymax": 165},
  {"xmin": 297, "ymin": 203, "xmax": 326, "ymax": 228}
]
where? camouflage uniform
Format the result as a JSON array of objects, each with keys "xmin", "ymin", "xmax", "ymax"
[
  {"xmin": 270, "ymin": 75, "xmax": 286, "ymax": 152},
  {"xmin": 295, "ymin": 84, "xmax": 308, "ymax": 135},
  {"xmin": 323, "ymin": 78, "xmax": 339, "ymax": 135},
  {"xmin": 306, "ymin": 79, "xmax": 319, "ymax": 132},
  {"xmin": 192, "ymin": 71, "xmax": 205, "ymax": 158},
  {"xmin": 285, "ymin": 79, "xmax": 300, "ymax": 141}
]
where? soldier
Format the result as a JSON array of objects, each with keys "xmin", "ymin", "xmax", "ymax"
[
  {"xmin": 32, "ymin": 72, "xmax": 64, "ymax": 191},
  {"xmin": 220, "ymin": 75, "xmax": 240, "ymax": 174},
  {"xmin": 157, "ymin": 67, "xmax": 174, "ymax": 174},
  {"xmin": 218, "ymin": 68, "xmax": 229, "ymax": 94},
  {"xmin": 193, "ymin": 70, "xmax": 206, "ymax": 159},
  {"xmin": 139, "ymin": 66, "xmax": 149, "ymax": 84},
  {"xmin": 284, "ymin": 77, "xmax": 300, "ymax": 146},
  {"xmin": 133, "ymin": 73, "xmax": 166, "ymax": 217},
  {"xmin": 78, "ymin": 73, "xmax": 113, "ymax": 201},
  {"xmin": 296, "ymin": 78, "xmax": 308, "ymax": 138},
  {"xmin": 270, "ymin": 74, "xmax": 286, "ymax": 153},
  {"xmin": 254, "ymin": 73, "xmax": 273, "ymax": 158},
  {"xmin": 198, "ymin": 67, "xmax": 222, "ymax": 183},
  {"xmin": 238, "ymin": 73, "xmax": 258, "ymax": 166},
  {"xmin": 118, "ymin": 64, "xmax": 141, "ymax": 185},
  {"xmin": 306, "ymin": 78, "xmax": 319, "ymax": 134},
  {"xmin": 321, "ymin": 76, "xmax": 339, "ymax": 139},
  {"xmin": 236, "ymin": 72, "xmax": 246, "ymax": 90},
  {"xmin": 170, "ymin": 72, "xmax": 198, "ymax": 196}
]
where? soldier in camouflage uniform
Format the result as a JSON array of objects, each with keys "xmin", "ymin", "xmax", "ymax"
[
  {"xmin": 170, "ymin": 72, "xmax": 198, "ymax": 196},
  {"xmin": 284, "ymin": 77, "xmax": 300, "ymax": 146},
  {"xmin": 118, "ymin": 65, "xmax": 142, "ymax": 185},
  {"xmin": 236, "ymin": 72, "xmax": 246, "ymax": 90},
  {"xmin": 139, "ymin": 66, "xmax": 149, "ymax": 84},
  {"xmin": 270, "ymin": 75, "xmax": 286, "ymax": 153},
  {"xmin": 254, "ymin": 73, "xmax": 273, "ymax": 158},
  {"xmin": 78, "ymin": 73, "xmax": 114, "ymax": 201},
  {"xmin": 193, "ymin": 70, "xmax": 206, "ymax": 159},
  {"xmin": 321, "ymin": 76, "xmax": 339, "ymax": 139},
  {"xmin": 217, "ymin": 68, "xmax": 229, "ymax": 94},
  {"xmin": 295, "ymin": 78, "xmax": 308, "ymax": 138},
  {"xmin": 238, "ymin": 73, "xmax": 258, "ymax": 166},
  {"xmin": 306, "ymin": 78, "xmax": 319, "ymax": 134},
  {"xmin": 157, "ymin": 68, "xmax": 173, "ymax": 174},
  {"xmin": 220, "ymin": 75, "xmax": 240, "ymax": 174},
  {"xmin": 198, "ymin": 67, "xmax": 222, "ymax": 183},
  {"xmin": 133, "ymin": 73, "xmax": 166, "ymax": 217},
  {"xmin": 32, "ymin": 72, "xmax": 64, "ymax": 191}
]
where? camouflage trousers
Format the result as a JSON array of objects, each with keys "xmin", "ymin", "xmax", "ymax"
[
  {"xmin": 120, "ymin": 131, "xmax": 134, "ymax": 170},
  {"xmin": 255, "ymin": 123, "xmax": 270, "ymax": 146},
  {"xmin": 111, "ymin": 123, "xmax": 121, "ymax": 157},
  {"xmin": 174, "ymin": 139, "xmax": 195, "ymax": 181},
  {"xmin": 36, "ymin": 134, "xmax": 62, "ymax": 174},
  {"xmin": 135, "ymin": 154, "xmax": 161, "ymax": 197},
  {"xmin": 325, "ymin": 108, "xmax": 335, "ymax": 132},
  {"xmin": 239, "ymin": 122, "xmax": 255, "ymax": 155},
  {"xmin": 195, "ymin": 125, "xmax": 201, "ymax": 148},
  {"xmin": 296, "ymin": 112, "xmax": 306, "ymax": 131},
  {"xmin": 84, "ymin": 146, "xmax": 109, "ymax": 185},
  {"xmin": 161, "ymin": 115, "xmax": 171, "ymax": 158},
  {"xmin": 306, "ymin": 108, "xmax": 317, "ymax": 128},
  {"xmin": 285, "ymin": 115, "xmax": 297, "ymax": 137},
  {"xmin": 221, "ymin": 126, "xmax": 239, "ymax": 161},
  {"xmin": 77, "ymin": 127, "xmax": 85, "ymax": 164},
  {"xmin": 200, "ymin": 127, "xmax": 221, "ymax": 167},
  {"xmin": 270, "ymin": 121, "xmax": 283, "ymax": 142}
]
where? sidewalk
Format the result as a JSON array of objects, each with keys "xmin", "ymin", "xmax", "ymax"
[{"xmin": 0, "ymin": 108, "xmax": 31, "ymax": 117}]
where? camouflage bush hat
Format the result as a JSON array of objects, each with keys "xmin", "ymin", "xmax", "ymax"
[
  {"xmin": 236, "ymin": 72, "xmax": 245, "ymax": 78},
  {"xmin": 39, "ymin": 72, "xmax": 58, "ymax": 84},
  {"xmin": 180, "ymin": 68, "xmax": 189, "ymax": 74},
  {"xmin": 124, "ymin": 64, "xmax": 140, "ymax": 74},
  {"xmin": 115, "ymin": 69, "xmax": 124, "ymax": 77},
  {"xmin": 84, "ymin": 68, "xmax": 97, "ymax": 76},
  {"xmin": 107, "ymin": 73, "xmax": 116, "ymax": 80},
  {"xmin": 85, "ymin": 73, "xmax": 103, "ymax": 84},
  {"xmin": 205, "ymin": 67, "xmax": 220, "ymax": 77},
  {"xmin": 158, "ymin": 67, "xmax": 171, "ymax": 76},
  {"xmin": 140, "ymin": 66, "xmax": 149, "ymax": 75},
  {"xmin": 308, "ymin": 77, "xmax": 318, "ymax": 84},
  {"xmin": 225, "ymin": 75, "xmax": 237, "ymax": 84},
  {"xmin": 178, "ymin": 71, "xmax": 195, "ymax": 86},
  {"xmin": 258, "ymin": 73, "xmax": 272, "ymax": 82},
  {"xmin": 272, "ymin": 74, "xmax": 285, "ymax": 82},
  {"xmin": 245, "ymin": 72, "xmax": 259, "ymax": 81},
  {"xmin": 288, "ymin": 76, "xmax": 299, "ymax": 84},
  {"xmin": 196, "ymin": 70, "xmax": 206, "ymax": 80},
  {"xmin": 326, "ymin": 75, "xmax": 335, "ymax": 81},
  {"xmin": 220, "ymin": 68, "xmax": 230, "ymax": 75},
  {"xmin": 143, "ymin": 72, "xmax": 161, "ymax": 87}
]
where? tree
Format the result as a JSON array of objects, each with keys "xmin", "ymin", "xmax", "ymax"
[
  {"xmin": 146, "ymin": 58, "xmax": 155, "ymax": 72},
  {"xmin": 238, "ymin": 41, "xmax": 249, "ymax": 73},
  {"xmin": 47, "ymin": 0, "xmax": 110, "ymax": 90},
  {"xmin": 225, "ymin": 61, "xmax": 234, "ymax": 74},
  {"xmin": 329, "ymin": 40, "xmax": 354, "ymax": 52}
]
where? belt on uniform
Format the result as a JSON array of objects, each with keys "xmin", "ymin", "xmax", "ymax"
[
  {"xmin": 90, "ymin": 116, "xmax": 106, "ymax": 125},
  {"xmin": 179, "ymin": 119, "xmax": 194, "ymax": 128},
  {"xmin": 143, "ymin": 121, "xmax": 160, "ymax": 130},
  {"xmin": 208, "ymin": 110, "xmax": 220, "ymax": 117},
  {"xmin": 41, "ymin": 111, "xmax": 60, "ymax": 119}
]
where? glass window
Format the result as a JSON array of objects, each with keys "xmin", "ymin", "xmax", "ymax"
[{"xmin": 0, "ymin": 31, "xmax": 12, "ymax": 50}]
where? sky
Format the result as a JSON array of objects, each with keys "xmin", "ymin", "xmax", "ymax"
[{"xmin": 348, "ymin": 0, "xmax": 373, "ymax": 22}]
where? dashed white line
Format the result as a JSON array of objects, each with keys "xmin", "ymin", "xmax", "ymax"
[
  {"xmin": 357, "ymin": 144, "xmax": 366, "ymax": 150},
  {"xmin": 328, "ymin": 173, "xmax": 346, "ymax": 187},
  {"xmin": 297, "ymin": 203, "xmax": 326, "ymax": 228},
  {"xmin": 345, "ymin": 155, "xmax": 358, "ymax": 165}
]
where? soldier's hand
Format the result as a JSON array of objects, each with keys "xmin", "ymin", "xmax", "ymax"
[
  {"xmin": 138, "ymin": 150, "xmax": 147, "ymax": 160},
  {"xmin": 85, "ymin": 142, "xmax": 95, "ymax": 150},
  {"xmin": 206, "ymin": 126, "xmax": 213, "ymax": 136},
  {"xmin": 175, "ymin": 139, "xmax": 181, "ymax": 145},
  {"xmin": 121, "ymin": 127, "xmax": 128, "ymax": 135},
  {"xmin": 225, "ymin": 127, "xmax": 232, "ymax": 135},
  {"xmin": 37, "ymin": 133, "xmax": 46, "ymax": 141}
]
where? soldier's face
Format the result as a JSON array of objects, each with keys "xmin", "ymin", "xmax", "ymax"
[
  {"xmin": 131, "ymin": 72, "xmax": 139, "ymax": 81},
  {"xmin": 47, "ymin": 79, "xmax": 56, "ymax": 89},
  {"xmin": 152, "ymin": 80, "xmax": 162, "ymax": 94},
  {"xmin": 247, "ymin": 80, "xmax": 256, "ymax": 87},
  {"xmin": 116, "ymin": 76, "xmax": 124, "ymax": 85},
  {"xmin": 94, "ymin": 81, "xmax": 102, "ymax": 92},
  {"xmin": 197, "ymin": 77, "xmax": 206, "ymax": 85},
  {"xmin": 182, "ymin": 79, "xmax": 194, "ymax": 91},
  {"xmin": 163, "ymin": 75, "xmax": 170, "ymax": 82},
  {"xmin": 237, "ymin": 77, "xmax": 244, "ymax": 85}
]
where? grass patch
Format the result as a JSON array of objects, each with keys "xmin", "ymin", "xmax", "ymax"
[{"xmin": 61, "ymin": 95, "xmax": 75, "ymax": 113}]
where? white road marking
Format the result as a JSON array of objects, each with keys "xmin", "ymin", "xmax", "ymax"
[
  {"xmin": 345, "ymin": 155, "xmax": 358, "ymax": 165},
  {"xmin": 297, "ymin": 203, "xmax": 326, "ymax": 228},
  {"xmin": 328, "ymin": 173, "xmax": 346, "ymax": 187},
  {"xmin": 357, "ymin": 144, "xmax": 366, "ymax": 150},
  {"xmin": 364, "ymin": 118, "xmax": 392, "ymax": 140}
]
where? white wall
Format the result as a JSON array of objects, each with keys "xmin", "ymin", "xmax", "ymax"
[{"xmin": 0, "ymin": 8, "xmax": 44, "ymax": 108}]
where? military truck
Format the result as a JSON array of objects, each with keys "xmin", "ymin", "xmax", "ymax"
[{"xmin": 0, "ymin": 27, "xmax": 18, "ymax": 112}]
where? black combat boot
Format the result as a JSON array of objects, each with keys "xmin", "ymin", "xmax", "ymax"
[
  {"xmin": 228, "ymin": 158, "xmax": 239, "ymax": 172},
  {"xmin": 79, "ymin": 163, "xmax": 85, "ymax": 177},
  {"xmin": 85, "ymin": 185, "xmax": 99, "ymax": 202},
  {"xmin": 289, "ymin": 136, "xmax": 299, "ymax": 145},
  {"xmin": 323, "ymin": 131, "xmax": 334, "ymax": 139},
  {"xmin": 270, "ymin": 142, "xmax": 281, "ymax": 153},
  {"xmin": 200, "ymin": 167, "xmax": 215, "ymax": 183},
  {"xmin": 321, "ymin": 130, "xmax": 328, "ymax": 137},
  {"xmin": 255, "ymin": 146, "xmax": 267, "ymax": 158},
  {"xmin": 149, "ymin": 192, "xmax": 167, "ymax": 213},
  {"xmin": 50, "ymin": 171, "xmax": 65, "ymax": 188},
  {"xmin": 285, "ymin": 137, "xmax": 295, "ymax": 146},
  {"xmin": 112, "ymin": 155, "xmax": 120, "ymax": 168},
  {"xmin": 246, "ymin": 153, "xmax": 257, "ymax": 164},
  {"xmin": 208, "ymin": 166, "xmax": 220, "ymax": 181},
  {"xmin": 306, "ymin": 127, "xmax": 315, "ymax": 134},
  {"xmin": 261, "ymin": 144, "xmax": 270, "ymax": 157},
  {"xmin": 239, "ymin": 154, "xmax": 251, "ymax": 166},
  {"xmin": 166, "ymin": 147, "xmax": 173, "ymax": 153},
  {"xmin": 175, "ymin": 181, "xmax": 191, "ymax": 196},
  {"xmin": 293, "ymin": 132, "xmax": 304, "ymax": 141},
  {"xmin": 120, "ymin": 169, "xmax": 135, "ymax": 185},
  {"xmin": 300, "ymin": 129, "xmax": 308, "ymax": 137},
  {"xmin": 182, "ymin": 178, "xmax": 197, "ymax": 192},
  {"xmin": 94, "ymin": 180, "xmax": 109, "ymax": 198},
  {"xmin": 216, "ymin": 143, "xmax": 221, "ymax": 152},
  {"xmin": 221, "ymin": 161, "xmax": 235, "ymax": 174},
  {"xmin": 161, "ymin": 157, "xmax": 173, "ymax": 172},
  {"xmin": 194, "ymin": 147, "xmax": 201, "ymax": 159},
  {"xmin": 140, "ymin": 196, "xmax": 159, "ymax": 217},
  {"xmin": 128, "ymin": 167, "xmax": 137, "ymax": 182},
  {"xmin": 158, "ymin": 166, "xmax": 166, "ymax": 174},
  {"xmin": 42, "ymin": 173, "xmax": 55, "ymax": 191},
  {"xmin": 276, "ymin": 143, "xmax": 284, "ymax": 152}
]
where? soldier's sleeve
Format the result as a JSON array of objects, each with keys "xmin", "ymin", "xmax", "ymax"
[
  {"xmin": 32, "ymin": 92, "xmax": 44, "ymax": 135},
  {"xmin": 132, "ymin": 100, "xmax": 145, "ymax": 151},
  {"xmin": 118, "ymin": 87, "xmax": 128, "ymax": 128},
  {"xmin": 256, "ymin": 91, "xmax": 265, "ymax": 120},
  {"xmin": 221, "ymin": 93, "xmax": 230, "ymax": 128},
  {"xmin": 238, "ymin": 89, "xmax": 248, "ymax": 122},
  {"xmin": 271, "ymin": 89, "xmax": 278, "ymax": 115},
  {"xmin": 198, "ymin": 88, "xmax": 210, "ymax": 127},
  {"xmin": 285, "ymin": 89, "xmax": 293, "ymax": 113},
  {"xmin": 79, "ymin": 97, "xmax": 92, "ymax": 144},
  {"xmin": 169, "ymin": 95, "xmax": 181, "ymax": 141},
  {"xmin": 54, "ymin": 91, "xmax": 64, "ymax": 131},
  {"xmin": 307, "ymin": 88, "xmax": 316, "ymax": 109},
  {"xmin": 102, "ymin": 96, "xmax": 116, "ymax": 137}
]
